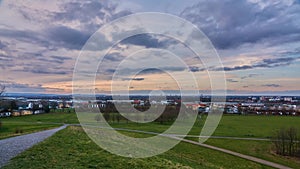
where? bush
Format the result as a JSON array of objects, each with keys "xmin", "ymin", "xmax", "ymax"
[
  {"xmin": 15, "ymin": 127, "xmax": 24, "ymax": 134},
  {"xmin": 0, "ymin": 120, "xmax": 2, "ymax": 129},
  {"xmin": 94, "ymin": 114, "xmax": 102, "ymax": 122},
  {"xmin": 272, "ymin": 127, "xmax": 300, "ymax": 157}
]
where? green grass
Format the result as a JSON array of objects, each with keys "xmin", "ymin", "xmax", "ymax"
[
  {"xmin": 83, "ymin": 114, "xmax": 300, "ymax": 168},
  {"xmin": 204, "ymin": 138, "xmax": 300, "ymax": 169},
  {"xmin": 1, "ymin": 112, "xmax": 300, "ymax": 168},
  {"xmin": 5, "ymin": 110, "xmax": 297, "ymax": 139},
  {"xmin": 108, "ymin": 114, "xmax": 300, "ymax": 139},
  {"xmin": 3, "ymin": 126, "xmax": 272, "ymax": 169},
  {"xmin": 0, "ymin": 121, "xmax": 60, "ymax": 139},
  {"xmin": 206, "ymin": 115, "xmax": 300, "ymax": 138},
  {"xmin": 0, "ymin": 109, "xmax": 78, "ymax": 139}
]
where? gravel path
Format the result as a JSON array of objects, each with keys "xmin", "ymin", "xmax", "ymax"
[
  {"xmin": 94, "ymin": 126, "xmax": 292, "ymax": 169},
  {"xmin": 172, "ymin": 137, "xmax": 292, "ymax": 169},
  {"xmin": 0, "ymin": 125, "xmax": 67, "ymax": 168},
  {"xmin": 0, "ymin": 124, "xmax": 292, "ymax": 169}
]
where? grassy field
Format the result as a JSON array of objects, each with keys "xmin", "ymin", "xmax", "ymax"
[
  {"xmin": 2, "ymin": 110, "xmax": 299, "ymax": 139},
  {"xmin": 0, "ymin": 109, "xmax": 78, "ymax": 139},
  {"xmin": 205, "ymin": 138, "xmax": 300, "ymax": 169},
  {"xmin": 205, "ymin": 115, "xmax": 300, "ymax": 138},
  {"xmin": 109, "ymin": 114, "xmax": 300, "ymax": 139},
  {"xmin": 2, "ymin": 126, "xmax": 272, "ymax": 169},
  {"xmin": 107, "ymin": 115, "xmax": 300, "ymax": 168},
  {"xmin": 1, "ymin": 111, "xmax": 300, "ymax": 168}
]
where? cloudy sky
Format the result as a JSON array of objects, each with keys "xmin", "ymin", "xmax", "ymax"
[{"xmin": 0, "ymin": 0, "xmax": 299, "ymax": 95}]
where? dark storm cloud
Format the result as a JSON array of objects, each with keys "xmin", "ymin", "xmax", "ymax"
[
  {"xmin": 17, "ymin": 51, "xmax": 72, "ymax": 65},
  {"xmin": 30, "ymin": 69, "xmax": 68, "ymax": 75},
  {"xmin": 180, "ymin": 0, "xmax": 300, "ymax": 49},
  {"xmin": 53, "ymin": 1, "xmax": 132, "ymax": 33},
  {"xmin": 0, "ymin": 54, "xmax": 12, "ymax": 62},
  {"xmin": 254, "ymin": 57, "xmax": 298, "ymax": 68},
  {"xmin": 13, "ymin": 65, "xmax": 70, "ymax": 75},
  {"xmin": 280, "ymin": 47, "xmax": 300, "ymax": 57},
  {"xmin": 188, "ymin": 66, "xmax": 206, "ymax": 72},
  {"xmin": 104, "ymin": 52, "xmax": 124, "ymax": 62},
  {"xmin": 0, "ymin": 1, "xmax": 132, "ymax": 52},
  {"xmin": 121, "ymin": 34, "xmax": 169, "ymax": 48},
  {"xmin": 54, "ymin": 1, "xmax": 106, "ymax": 22},
  {"xmin": 0, "ymin": 28, "xmax": 51, "ymax": 47},
  {"xmin": 262, "ymin": 84, "xmax": 281, "ymax": 88},
  {"xmin": 50, "ymin": 55, "xmax": 72, "ymax": 62},
  {"xmin": 46, "ymin": 26, "xmax": 91, "ymax": 50},
  {"xmin": 104, "ymin": 67, "xmax": 185, "ymax": 76},
  {"xmin": 0, "ymin": 80, "xmax": 45, "ymax": 90},
  {"xmin": 0, "ymin": 25, "xmax": 100, "ymax": 51},
  {"xmin": 0, "ymin": 26, "xmax": 89, "ymax": 51},
  {"xmin": 46, "ymin": 1, "xmax": 132, "ymax": 50},
  {"xmin": 0, "ymin": 41, "xmax": 7, "ymax": 49},
  {"xmin": 214, "ymin": 57, "xmax": 299, "ymax": 71},
  {"xmin": 122, "ymin": 77, "xmax": 145, "ymax": 81},
  {"xmin": 241, "ymin": 73, "xmax": 260, "ymax": 79},
  {"xmin": 217, "ymin": 65, "xmax": 253, "ymax": 71},
  {"xmin": 138, "ymin": 68, "xmax": 164, "ymax": 74},
  {"xmin": 261, "ymin": 57, "xmax": 297, "ymax": 66},
  {"xmin": 3, "ymin": 80, "xmax": 65, "ymax": 92},
  {"xmin": 140, "ymin": 67, "xmax": 185, "ymax": 74},
  {"xmin": 227, "ymin": 79, "xmax": 238, "ymax": 83}
]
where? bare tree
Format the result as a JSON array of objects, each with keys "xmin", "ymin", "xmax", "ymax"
[
  {"xmin": 273, "ymin": 127, "xmax": 300, "ymax": 157},
  {"xmin": 0, "ymin": 85, "xmax": 4, "ymax": 129},
  {"xmin": 0, "ymin": 85, "xmax": 5, "ymax": 96}
]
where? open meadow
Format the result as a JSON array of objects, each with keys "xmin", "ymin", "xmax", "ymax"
[
  {"xmin": 1, "ymin": 110, "xmax": 300, "ymax": 168},
  {"xmin": 0, "ymin": 109, "xmax": 78, "ymax": 139}
]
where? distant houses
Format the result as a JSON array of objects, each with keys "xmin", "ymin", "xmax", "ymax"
[
  {"xmin": 0, "ymin": 94, "xmax": 299, "ymax": 118},
  {"xmin": 0, "ymin": 97, "xmax": 73, "ymax": 118}
]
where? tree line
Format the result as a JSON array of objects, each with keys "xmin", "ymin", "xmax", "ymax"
[
  {"xmin": 272, "ymin": 127, "xmax": 300, "ymax": 157},
  {"xmin": 94, "ymin": 102, "xmax": 186, "ymax": 124}
]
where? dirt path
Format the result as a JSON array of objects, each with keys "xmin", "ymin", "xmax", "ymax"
[
  {"xmin": 169, "ymin": 136, "xmax": 292, "ymax": 169},
  {"xmin": 0, "ymin": 124, "xmax": 292, "ymax": 169},
  {"xmin": 0, "ymin": 125, "xmax": 67, "ymax": 168},
  {"xmin": 105, "ymin": 126, "xmax": 292, "ymax": 169}
]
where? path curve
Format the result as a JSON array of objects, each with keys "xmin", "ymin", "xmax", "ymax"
[
  {"xmin": 92, "ymin": 125, "xmax": 292, "ymax": 169},
  {"xmin": 171, "ymin": 137, "xmax": 292, "ymax": 169},
  {"xmin": 0, "ymin": 125, "xmax": 67, "ymax": 168},
  {"xmin": 0, "ymin": 124, "xmax": 292, "ymax": 169}
]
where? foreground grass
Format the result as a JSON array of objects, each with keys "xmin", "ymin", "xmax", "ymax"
[
  {"xmin": 0, "ymin": 122, "xmax": 60, "ymax": 139},
  {"xmin": 2, "ymin": 110, "xmax": 299, "ymax": 139},
  {"xmin": 204, "ymin": 138, "xmax": 300, "ymax": 169},
  {"xmin": 1, "ymin": 112, "xmax": 299, "ymax": 168},
  {"xmin": 109, "ymin": 115, "xmax": 300, "ymax": 139},
  {"xmin": 0, "ymin": 109, "xmax": 78, "ymax": 139},
  {"xmin": 205, "ymin": 115, "xmax": 300, "ymax": 138},
  {"xmin": 3, "ymin": 126, "xmax": 271, "ymax": 169}
]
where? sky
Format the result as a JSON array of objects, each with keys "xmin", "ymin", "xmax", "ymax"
[{"xmin": 0, "ymin": 0, "xmax": 299, "ymax": 95}]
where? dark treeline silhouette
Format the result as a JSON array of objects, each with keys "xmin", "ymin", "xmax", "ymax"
[
  {"xmin": 272, "ymin": 127, "xmax": 300, "ymax": 157},
  {"xmin": 95, "ymin": 102, "xmax": 183, "ymax": 124}
]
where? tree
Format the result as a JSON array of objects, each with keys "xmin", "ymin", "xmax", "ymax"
[
  {"xmin": 272, "ymin": 127, "xmax": 300, "ymax": 157},
  {"xmin": 0, "ymin": 85, "xmax": 5, "ymax": 130},
  {"xmin": 94, "ymin": 114, "xmax": 102, "ymax": 122},
  {"xmin": 9, "ymin": 100, "xmax": 17, "ymax": 111},
  {"xmin": 41, "ymin": 101, "xmax": 50, "ymax": 113},
  {"xmin": 116, "ymin": 113, "xmax": 120, "ymax": 123},
  {"xmin": 103, "ymin": 112, "xmax": 110, "ymax": 122},
  {"xmin": 0, "ymin": 85, "xmax": 5, "ymax": 96}
]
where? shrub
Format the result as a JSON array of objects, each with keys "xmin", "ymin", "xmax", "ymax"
[
  {"xmin": 272, "ymin": 127, "xmax": 300, "ymax": 157},
  {"xmin": 15, "ymin": 127, "xmax": 24, "ymax": 134},
  {"xmin": 94, "ymin": 114, "xmax": 102, "ymax": 122}
]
